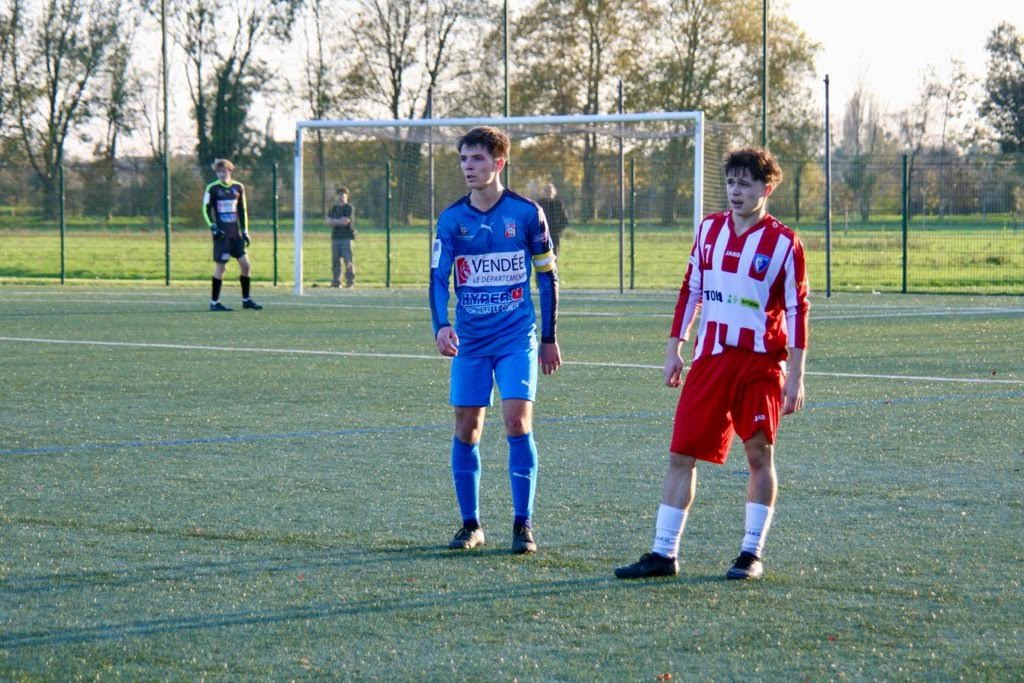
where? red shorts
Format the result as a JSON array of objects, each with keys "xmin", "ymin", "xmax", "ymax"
[{"xmin": 669, "ymin": 348, "xmax": 785, "ymax": 464}]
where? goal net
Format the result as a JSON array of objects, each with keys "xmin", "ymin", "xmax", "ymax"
[{"xmin": 291, "ymin": 112, "xmax": 738, "ymax": 293}]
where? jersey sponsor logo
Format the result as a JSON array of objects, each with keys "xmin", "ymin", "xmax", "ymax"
[
  {"xmin": 431, "ymin": 239, "xmax": 442, "ymax": 268},
  {"xmin": 708, "ymin": 289, "xmax": 761, "ymax": 310},
  {"xmin": 725, "ymin": 293, "xmax": 761, "ymax": 310},
  {"xmin": 216, "ymin": 199, "xmax": 237, "ymax": 214},
  {"xmin": 754, "ymin": 253, "xmax": 772, "ymax": 273},
  {"xmin": 740, "ymin": 297, "xmax": 761, "ymax": 310},
  {"xmin": 460, "ymin": 286, "xmax": 525, "ymax": 314},
  {"xmin": 725, "ymin": 249, "xmax": 743, "ymax": 258},
  {"xmin": 454, "ymin": 251, "xmax": 528, "ymax": 287}
]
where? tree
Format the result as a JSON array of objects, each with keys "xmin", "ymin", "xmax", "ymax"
[
  {"xmin": 512, "ymin": 0, "xmax": 651, "ymax": 221},
  {"xmin": 980, "ymin": 21, "xmax": 1024, "ymax": 153},
  {"xmin": 838, "ymin": 84, "xmax": 891, "ymax": 222},
  {"xmin": 7, "ymin": 0, "xmax": 121, "ymax": 213},
  {"xmin": 770, "ymin": 87, "xmax": 821, "ymax": 222},
  {"xmin": 343, "ymin": 0, "xmax": 488, "ymax": 221},
  {"xmin": 0, "ymin": 1, "xmax": 17, "ymax": 134},
  {"xmin": 627, "ymin": 0, "xmax": 818, "ymax": 223},
  {"xmin": 300, "ymin": 0, "xmax": 349, "ymax": 216},
  {"xmin": 169, "ymin": 0, "xmax": 300, "ymax": 167}
]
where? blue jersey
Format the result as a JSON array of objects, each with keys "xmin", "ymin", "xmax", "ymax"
[{"xmin": 430, "ymin": 189, "xmax": 558, "ymax": 357}]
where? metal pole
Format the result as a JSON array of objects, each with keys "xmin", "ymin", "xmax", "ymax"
[
  {"xmin": 618, "ymin": 79, "xmax": 625, "ymax": 294},
  {"xmin": 503, "ymin": 0, "xmax": 510, "ymax": 119},
  {"xmin": 629, "ymin": 157, "xmax": 636, "ymax": 290},
  {"xmin": 428, "ymin": 90, "xmax": 435, "ymax": 258},
  {"xmin": 272, "ymin": 162, "xmax": 279, "ymax": 286},
  {"xmin": 824, "ymin": 76, "xmax": 832, "ymax": 298},
  {"xmin": 59, "ymin": 163, "xmax": 65, "ymax": 285},
  {"xmin": 761, "ymin": 0, "xmax": 768, "ymax": 148},
  {"xmin": 386, "ymin": 161, "xmax": 392, "ymax": 288},
  {"xmin": 502, "ymin": 0, "xmax": 511, "ymax": 188},
  {"xmin": 161, "ymin": 0, "xmax": 171, "ymax": 286},
  {"xmin": 901, "ymin": 154, "xmax": 909, "ymax": 294},
  {"xmin": 293, "ymin": 126, "xmax": 304, "ymax": 295}
]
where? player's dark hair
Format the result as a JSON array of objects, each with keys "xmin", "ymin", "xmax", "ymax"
[
  {"xmin": 337, "ymin": 186, "xmax": 349, "ymax": 195},
  {"xmin": 212, "ymin": 158, "xmax": 235, "ymax": 172},
  {"xmin": 457, "ymin": 126, "xmax": 510, "ymax": 160},
  {"xmin": 724, "ymin": 147, "xmax": 783, "ymax": 186}
]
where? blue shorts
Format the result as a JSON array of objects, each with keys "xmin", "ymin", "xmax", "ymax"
[{"xmin": 450, "ymin": 347, "xmax": 538, "ymax": 406}]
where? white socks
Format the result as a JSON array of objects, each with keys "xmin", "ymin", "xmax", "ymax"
[
  {"xmin": 651, "ymin": 504, "xmax": 688, "ymax": 559},
  {"xmin": 651, "ymin": 502, "xmax": 774, "ymax": 560},
  {"xmin": 741, "ymin": 502, "xmax": 775, "ymax": 557}
]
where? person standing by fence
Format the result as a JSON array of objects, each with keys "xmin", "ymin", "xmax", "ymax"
[
  {"xmin": 327, "ymin": 187, "xmax": 356, "ymax": 288},
  {"xmin": 536, "ymin": 183, "xmax": 569, "ymax": 257}
]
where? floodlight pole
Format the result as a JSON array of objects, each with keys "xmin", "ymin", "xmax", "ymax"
[
  {"xmin": 824, "ymin": 75, "xmax": 832, "ymax": 298},
  {"xmin": 427, "ymin": 90, "xmax": 435, "ymax": 255},
  {"xmin": 618, "ymin": 79, "xmax": 625, "ymax": 294},
  {"xmin": 762, "ymin": 0, "xmax": 768, "ymax": 147},
  {"xmin": 502, "ymin": 0, "xmax": 511, "ymax": 188},
  {"xmin": 294, "ymin": 126, "xmax": 304, "ymax": 295},
  {"xmin": 161, "ymin": 0, "xmax": 171, "ymax": 285}
]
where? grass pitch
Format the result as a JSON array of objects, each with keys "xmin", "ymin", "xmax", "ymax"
[{"xmin": 0, "ymin": 286, "xmax": 1022, "ymax": 679}]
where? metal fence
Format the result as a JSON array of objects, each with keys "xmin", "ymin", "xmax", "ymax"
[{"xmin": 1, "ymin": 153, "xmax": 1022, "ymax": 294}]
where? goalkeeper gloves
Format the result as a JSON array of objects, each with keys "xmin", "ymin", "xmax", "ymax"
[
  {"xmin": 243, "ymin": 232, "xmax": 251, "ymax": 246},
  {"xmin": 211, "ymin": 227, "xmax": 225, "ymax": 240}
]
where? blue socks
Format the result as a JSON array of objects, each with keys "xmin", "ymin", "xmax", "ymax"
[
  {"xmin": 507, "ymin": 432, "xmax": 538, "ymax": 527},
  {"xmin": 451, "ymin": 437, "xmax": 481, "ymax": 526},
  {"xmin": 452, "ymin": 433, "xmax": 538, "ymax": 528}
]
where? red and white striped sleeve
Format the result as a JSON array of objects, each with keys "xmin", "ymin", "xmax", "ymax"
[
  {"xmin": 670, "ymin": 230, "xmax": 703, "ymax": 340},
  {"xmin": 783, "ymin": 234, "xmax": 810, "ymax": 349}
]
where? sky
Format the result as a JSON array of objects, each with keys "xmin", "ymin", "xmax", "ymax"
[{"xmin": 781, "ymin": 0, "xmax": 1024, "ymax": 115}]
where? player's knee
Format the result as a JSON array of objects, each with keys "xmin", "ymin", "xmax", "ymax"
[
  {"xmin": 454, "ymin": 414, "xmax": 484, "ymax": 443},
  {"xmin": 503, "ymin": 414, "xmax": 531, "ymax": 436},
  {"xmin": 745, "ymin": 445, "xmax": 774, "ymax": 471}
]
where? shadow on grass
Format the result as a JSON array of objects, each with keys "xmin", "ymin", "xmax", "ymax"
[
  {"xmin": 0, "ymin": 543, "xmax": 455, "ymax": 596},
  {"xmin": 0, "ymin": 569, "xmax": 720, "ymax": 651}
]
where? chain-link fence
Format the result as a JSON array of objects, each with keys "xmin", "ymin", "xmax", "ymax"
[{"xmin": 2, "ymin": 153, "xmax": 1022, "ymax": 293}]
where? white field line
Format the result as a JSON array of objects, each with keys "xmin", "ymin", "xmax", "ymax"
[
  {"xmin": 1, "ymin": 295, "xmax": 1021, "ymax": 321},
  {"xmin": 1, "ymin": 335, "xmax": 1022, "ymax": 385}
]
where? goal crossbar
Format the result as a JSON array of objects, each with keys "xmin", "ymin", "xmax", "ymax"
[{"xmin": 292, "ymin": 111, "xmax": 705, "ymax": 294}]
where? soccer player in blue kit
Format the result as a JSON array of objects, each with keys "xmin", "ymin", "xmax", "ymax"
[{"xmin": 430, "ymin": 126, "xmax": 561, "ymax": 554}]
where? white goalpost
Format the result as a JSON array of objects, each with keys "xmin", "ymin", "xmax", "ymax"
[{"xmin": 292, "ymin": 111, "xmax": 706, "ymax": 295}]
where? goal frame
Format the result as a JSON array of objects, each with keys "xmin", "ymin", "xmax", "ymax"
[{"xmin": 292, "ymin": 111, "xmax": 705, "ymax": 294}]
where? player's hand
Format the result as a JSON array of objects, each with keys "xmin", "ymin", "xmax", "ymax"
[
  {"xmin": 540, "ymin": 341, "xmax": 561, "ymax": 375},
  {"xmin": 436, "ymin": 326, "xmax": 459, "ymax": 357},
  {"xmin": 211, "ymin": 228, "xmax": 225, "ymax": 240},
  {"xmin": 663, "ymin": 338, "xmax": 685, "ymax": 387},
  {"xmin": 782, "ymin": 370, "xmax": 805, "ymax": 415},
  {"xmin": 242, "ymin": 232, "xmax": 251, "ymax": 246}
]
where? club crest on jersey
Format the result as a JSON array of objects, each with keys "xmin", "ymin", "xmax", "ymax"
[
  {"xmin": 456, "ymin": 224, "xmax": 471, "ymax": 239},
  {"xmin": 503, "ymin": 217, "xmax": 517, "ymax": 238},
  {"xmin": 754, "ymin": 253, "xmax": 772, "ymax": 273}
]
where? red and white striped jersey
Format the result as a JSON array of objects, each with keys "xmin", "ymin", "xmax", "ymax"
[{"xmin": 670, "ymin": 211, "xmax": 809, "ymax": 362}]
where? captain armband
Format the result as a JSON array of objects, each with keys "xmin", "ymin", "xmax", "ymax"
[{"xmin": 532, "ymin": 249, "xmax": 556, "ymax": 273}]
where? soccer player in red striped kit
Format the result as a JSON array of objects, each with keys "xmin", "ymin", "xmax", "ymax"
[{"xmin": 616, "ymin": 147, "xmax": 809, "ymax": 581}]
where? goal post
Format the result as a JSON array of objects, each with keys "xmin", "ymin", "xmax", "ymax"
[{"xmin": 292, "ymin": 111, "xmax": 713, "ymax": 295}]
